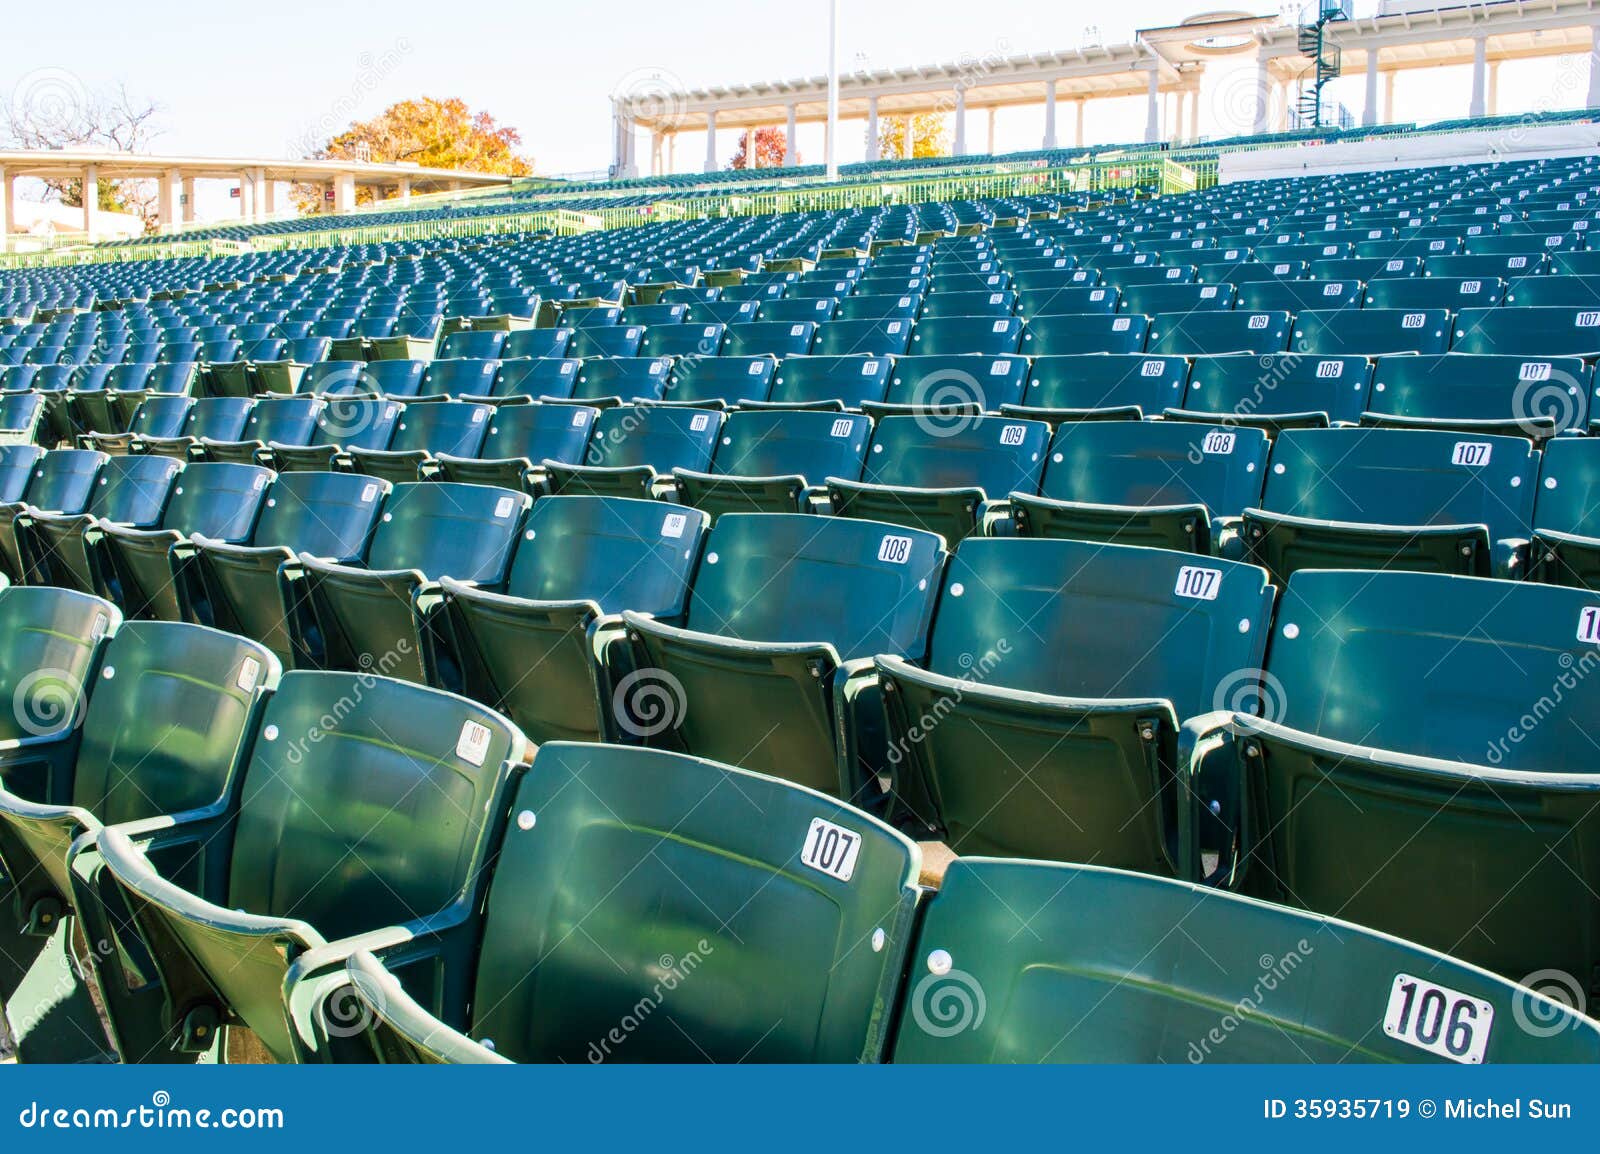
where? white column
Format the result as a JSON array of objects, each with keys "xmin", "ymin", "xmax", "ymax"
[
  {"xmin": 865, "ymin": 96, "xmax": 879, "ymax": 162},
  {"xmin": 621, "ymin": 117, "xmax": 638, "ymax": 178},
  {"xmin": 396, "ymin": 177, "xmax": 410, "ymax": 201},
  {"xmin": 265, "ymin": 180, "xmax": 278, "ymax": 213},
  {"xmin": 1275, "ymin": 80, "xmax": 1290, "ymax": 130},
  {"xmin": 704, "ymin": 110, "xmax": 718, "ymax": 172},
  {"xmin": 1172, "ymin": 92, "xmax": 1186, "ymax": 141},
  {"xmin": 1253, "ymin": 54, "xmax": 1272, "ymax": 134},
  {"xmin": 0, "ymin": 167, "xmax": 7, "ymax": 245},
  {"xmin": 1043, "ymin": 79, "xmax": 1057, "ymax": 149},
  {"xmin": 986, "ymin": 107, "xmax": 996, "ymax": 154},
  {"xmin": 825, "ymin": 0, "xmax": 838, "ymax": 181},
  {"xmin": 1363, "ymin": 49, "xmax": 1380, "ymax": 126},
  {"xmin": 83, "ymin": 165, "xmax": 99, "ymax": 240},
  {"xmin": 1384, "ymin": 71, "xmax": 1395, "ymax": 122},
  {"xmin": 1188, "ymin": 88, "xmax": 1199, "ymax": 140},
  {"xmin": 1144, "ymin": 66, "xmax": 1160, "ymax": 143},
  {"xmin": 181, "ymin": 177, "xmax": 196, "ymax": 222},
  {"xmin": 334, "ymin": 173, "xmax": 356, "ymax": 212},
  {"xmin": 1488, "ymin": 61, "xmax": 1500, "ymax": 116},
  {"xmin": 954, "ymin": 87, "xmax": 968, "ymax": 155},
  {"xmin": 611, "ymin": 103, "xmax": 626, "ymax": 177},
  {"xmin": 252, "ymin": 168, "xmax": 267, "ymax": 217},
  {"xmin": 158, "ymin": 168, "xmax": 177, "ymax": 228},
  {"xmin": 904, "ymin": 115, "xmax": 915, "ymax": 159},
  {"xmin": 785, "ymin": 104, "xmax": 797, "ymax": 167},
  {"xmin": 1469, "ymin": 34, "xmax": 1487, "ymax": 118},
  {"xmin": 238, "ymin": 173, "xmax": 250, "ymax": 218},
  {"xmin": 1588, "ymin": 24, "xmax": 1600, "ymax": 110},
  {"xmin": 1075, "ymin": 99, "xmax": 1085, "ymax": 148},
  {"xmin": 668, "ymin": 133, "xmax": 677, "ymax": 173},
  {"xmin": 650, "ymin": 132, "xmax": 663, "ymax": 176}
]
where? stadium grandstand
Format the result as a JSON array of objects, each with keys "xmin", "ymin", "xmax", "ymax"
[{"xmin": 7, "ymin": 0, "xmax": 1600, "ymax": 1078}]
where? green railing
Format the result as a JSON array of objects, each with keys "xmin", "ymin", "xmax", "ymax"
[
  {"xmin": 246, "ymin": 207, "xmax": 604, "ymax": 251},
  {"xmin": 0, "ymin": 238, "xmax": 253, "ymax": 269}
]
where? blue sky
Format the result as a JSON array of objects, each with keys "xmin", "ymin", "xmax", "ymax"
[{"xmin": 4, "ymin": 0, "xmax": 1593, "ymax": 219}]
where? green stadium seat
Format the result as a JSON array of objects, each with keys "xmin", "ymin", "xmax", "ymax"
[
  {"xmin": 909, "ymin": 316, "xmax": 1023, "ymax": 356},
  {"xmin": 22, "ymin": 454, "xmax": 182, "ymax": 594},
  {"xmin": 722, "ymin": 321, "xmax": 817, "ymax": 358},
  {"xmin": 1, "ymin": 619, "xmax": 273, "ymax": 1062},
  {"xmin": 1365, "ymin": 275, "xmax": 1504, "ymax": 310},
  {"xmin": 622, "ymin": 513, "xmax": 944, "ymax": 805},
  {"xmin": 918, "ymin": 289, "xmax": 1016, "ymax": 318},
  {"xmin": 1451, "ymin": 306, "xmax": 1600, "ymax": 356},
  {"xmin": 878, "ymin": 536, "xmax": 1271, "ymax": 871},
  {"xmin": 302, "ymin": 742, "xmax": 919, "ymax": 1064},
  {"xmin": 491, "ymin": 356, "xmax": 581, "ymax": 401},
  {"xmin": 502, "ymin": 327, "xmax": 574, "ymax": 360},
  {"xmin": 139, "ymin": 397, "xmax": 254, "ymax": 460},
  {"xmin": 436, "ymin": 330, "xmax": 506, "ymax": 360},
  {"xmin": 1235, "ymin": 278, "xmax": 1360, "ymax": 312},
  {"xmin": 870, "ymin": 354, "xmax": 1029, "ymax": 417},
  {"xmin": 811, "ymin": 318, "xmax": 913, "ymax": 357},
  {"xmin": 1021, "ymin": 314, "xmax": 1148, "ymax": 355},
  {"xmin": 1148, "ymin": 310, "xmax": 1291, "ymax": 356},
  {"xmin": 545, "ymin": 405, "xmax": 721, "ymax": 499},
  {"xmin": 569, "ymin": 324, "xmax": 645, "ymax": 359},
  {"xmin": 1291, "ymin": 308, "xmax": 1452, "ymax": 355},
  {"xmin": 184, "ymin": 471, "xmax": 386, "ymax": 665},
  {"xmin": 80, "ymin": 669, "xmax": 525, "ymax": 1063},
  {"xmin": 95, "ymin": 462, "xmax": 271, "ymax": 621},
  {"xmin": 639, "ymin": 322, "xmax": 725, "ymax": 358},
  {"xmin": 1011, "ymin": 419, "xmax": 1268, "ymax": 554},
  {"xmin": 834, "ymin": 293, "xmax": 922, "ymax": 322},
  {"xmin": 1170, "ymin": 352, "xmax": 1374, "ymax": 431},
  {"xmin": 663, "ymin": 355, "xmax": 775, "ymax": 407},
  {"xmin": 198, "ymin": 394, "xmax": 320, "ymax": 467},
  {"xmin": 265, "ymin": 397, "xmax": 402, "ymax": 472},
  {"xmin": 1528, "ymin": 436, "xmax": 1600, "ymax": 588},
  {"xmin": 1242, "ymin": 427, "xmax": 1538, "ymax": 582},
  {"xmin": 1363, "ymin": 352, "xmax": 1590, "ymax": 439},
  {"xmin": 828, "ymin": 414, "xmax": 1049, "ymax": 541},
  {"xmin": 345, "ymin": 400, "xmax": 492, "ymax": 484},
  {"xmin": 1502, "ymin": 274, "xmax": 1600, "ymax": 308},
  {"xmin": 1236, "ymin": 568, "xmax": 1600, "ymax": 988},
  {"xmin": 763, "ymin": 354, "xmax": 894, "ymax": 409},
  {"xmin": 1015, "ymin": 284, "xmax": 1119, "ymax": 317},
  {"xmin": 0, "ymin": 449, "xmax": 105, "ymax": 583},
  {"xmin": 419, "ymin": 357, "xmax": 500, "ymax": 399},
  {"xmin": 295, "ymin": 481, "xmax": 530, "ymax": 684},
  {"xmin": 1120, "ymin": 282, "xmax": 1236, "ymax": 315},
  {"xmin": 1003, "ymin": 353, "xmax": 1189, "ymax": 422},
  {"xmin": 437, "ymin": 496, "xmax": 706, "ymax": 743},
  {"xmin": 673, "ymin": 409, "xmax": 871, "ymax": 517},
  {"xmin": 892, "ymin": 859, "xmax": 1600, "ymax": 1063}
]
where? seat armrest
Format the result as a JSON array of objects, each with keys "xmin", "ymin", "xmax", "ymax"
[{"xmin": 1177, "ymin": 710, "xmax": 1235, "ymax": 886}]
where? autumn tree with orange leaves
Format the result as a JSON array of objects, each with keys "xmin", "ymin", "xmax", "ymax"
[{"xmin": 293, "ymin": 97, "xmax": 533, "ymax": 212}]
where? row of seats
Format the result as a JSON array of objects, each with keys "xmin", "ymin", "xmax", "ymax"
[{"xmin": 0, "ymin": 598, "xmax": 1593, "ymax": 1063}]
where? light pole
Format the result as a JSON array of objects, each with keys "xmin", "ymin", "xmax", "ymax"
[{"xmin": 826, "ymin": 0, "xmax": 840, "ymax": 181}]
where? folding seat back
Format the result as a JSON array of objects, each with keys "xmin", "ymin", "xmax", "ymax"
[
  {"xmin": 272, "ymin": 397, "xmax": 401, "ymax": 471},
  {"xmin": 684, "ymin": 300, "xmax": 759, "ymax": 327},
  {"xmin": 639, "ymin": 322, "xmax": 724, "ymax": 358},
  {"xmin": 357, "ymin": 359, "xmax": 427, "ymax": 398},
  {"xmin": 1235, "ymin": 277, "xmax": 1360, "ymax": 313},
  {"xmin": 570, "ymin": 356, "xmax": 671, "ymax": 404},
  {"xmin": 619, "ymin": 303, "xmax": 688, "ymax": 327},
  {"xmin": 1365, "ymin": 275, "xmax": 1504, "ymax": 310},
  {"xmin": 324, "ymin": 743, "xmax": 920, "ymax": 1063},
  {"xmin": 347, "ymin": 400, "xmax": 492, "ymax": 485},
  {"xmin": 548, "ymin": 406, "xmax": 721, "ymax": 499},
  {"xmin": 759, "ymin": 296, "xmax": 839, "ymax": 324},
  {"xmin": 830, "ymin": 414, "xmax": 1050, "ymax": 540},
  {"xmin": 436, "ymin": 330, "xmax": 506, "ymax": 360},
  {"xmin": 1021, "ymin": 313, "xmax": 1147, "ymax": 355},
  {"xmin": 1244, "ymin": 427, "xmax": 1538, "ymax": 581},
  {"xmin": 1451, "ymin": 306, "xmax": 1600, "ymax": 356},
  {"xmin": 298, "ymin": 482, "xmax": 530, "ymax": 682},
  {"xmin": 97, "ymin": 462, "xmax": 272, "ymax": 621},
  {"xmin": 1528, "ymin": 436, "xmax": 1600, "ymax": 587},
  {"xmin": 569, "ymin": 325, "xmax": 645, "ymax": 359},
  {"xmin": 0, "ymin": 444, "xmax": 46, "ymax": 503},
  {"xmin": 870, "ymin": 354, "xmax": 1028, "ymax": 418},
  {"xmin": 24, "ymin": 454, "xmax": 181, "ymax": 593},
  {"xmin": 1174, "ymin": 352, "xmax": 1373, "ymax": 430},
  {"xmin": 673, "ymin": 409, "xmax": 871, "ymax": 517},
  {"xmin": 893, "ymin": 860, "xmax": 1600, "ymax": 1063},
  {"xmin": 623, "ymin": 513, "xmax": 945, "ymax": 798},
  {"xmin": 764, "ymin": 354, "xmax": 893, "ymax": 409},
  {"xmin": 87, "ymin": 669, "xmax": 524, "ymax": 1062},
  {"xmin": 1503, "ymin": 274, "xmax": 1600, "ymax": 308},
  {"xmin": 1010, "ymin": 354, "xmax": 1189, "ymax": 421},
  {"xmin": 1237, "ymin": 569, "xmax": 1600, "ymax": 986},
  {"xmin": 1365, "ymin": 352, "xmax": 1591, "ymax": 439},
  {"xmin": 502, "ymin": 327, "xmax": 573, "ymax": 360},
  {"xmin": 878, "ymin": 536, "xmax": 1272, "ymax": 871},
  {"xmin": 141, "ymin": 397, "xmax": 255, "ymax": 460},
  {"xmin": 440, "ymin": 497, "xmax": 707, "ymax": 743},
  {"xmin": 1120, "ymin": 282, "xmax": 1236, "ymax": 316},
  {"xmin": 301, "ymin": 359, "xmax": 368, "ymax": 397},
  {"xmin": 185, "ymin": 471, "xmax": 386, "ymax": 665},
  {"xmin": 917, "ymin": 289, "xmax": 1016, "ymax": 319},
  {"xmin": 1148, "ymin": 310, "xmax": 1291, "ymax": 357},
  {"xmin": 433, "ymin": 402, "xmax": 597, "ymax": 492},
  {"xmin": 492, "ymin": 357, "xmax": 580, "ymax": 401},
  {"xmin": 722, "ymin": 320, "xmax": 816, "ymax": 358},
  {"xmin": 810, "ymin": 318, "xmax": 912, "ymax": 358},
  {"xmin": 907, "ymin": 316, "xmax": 1023, "ymax": 356},
  {"xmin": 664, "ymin": 355, "xmax": 775, "ymax": 407},
  {"xmin": 1014, "ymin": 284, "xmax": 1119, "ymax": 317},
  {"xmin": 203, "ymin": 395, "xmax": 320, "ymax": 466},
  {"xmin": 1015, "ymin": 419, "xmax": 1269, "ymax": 554},
  {"xmin": 1291, "ymin": 308, "xmax": 1451, "ymax": 355},
  {"xmin": 420, "ymin": 358, "xmax": 499, "ymax": 399}
]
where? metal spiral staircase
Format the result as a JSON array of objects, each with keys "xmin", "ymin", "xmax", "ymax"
[{"xmin": 1294, "ymin": 0, "xmax": 1350, "ymax": 128}]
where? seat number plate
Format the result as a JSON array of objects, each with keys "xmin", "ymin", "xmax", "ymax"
[
  {"xmin": 1577, "ymin": 606, "xmax": 1600, "ymax": 644},
  {"xmin": 1174, "ymin": 566, "xmax": 1222, "ymax": 601},
  {"xmin": 1383, "ymin": 973, "xmax": 1493, "ymax": 1064},
  {"xmin": 1201, "ymin": 430, "xmax": 1236, "ymax": 455},
  {"xmin": 456, "ymin": 720, "xmax": 492, "ymax": 767},
  {"xmin": 877, "ymin": 535, "xmax": 914, "ymax": 564},
  {"xmin": 801, "ymin": 817, "xmax": 861, "ymax": 882},
  {"xmin": 1451, "ymin": 441, "xmax": 1492, "ymax": 466}
]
